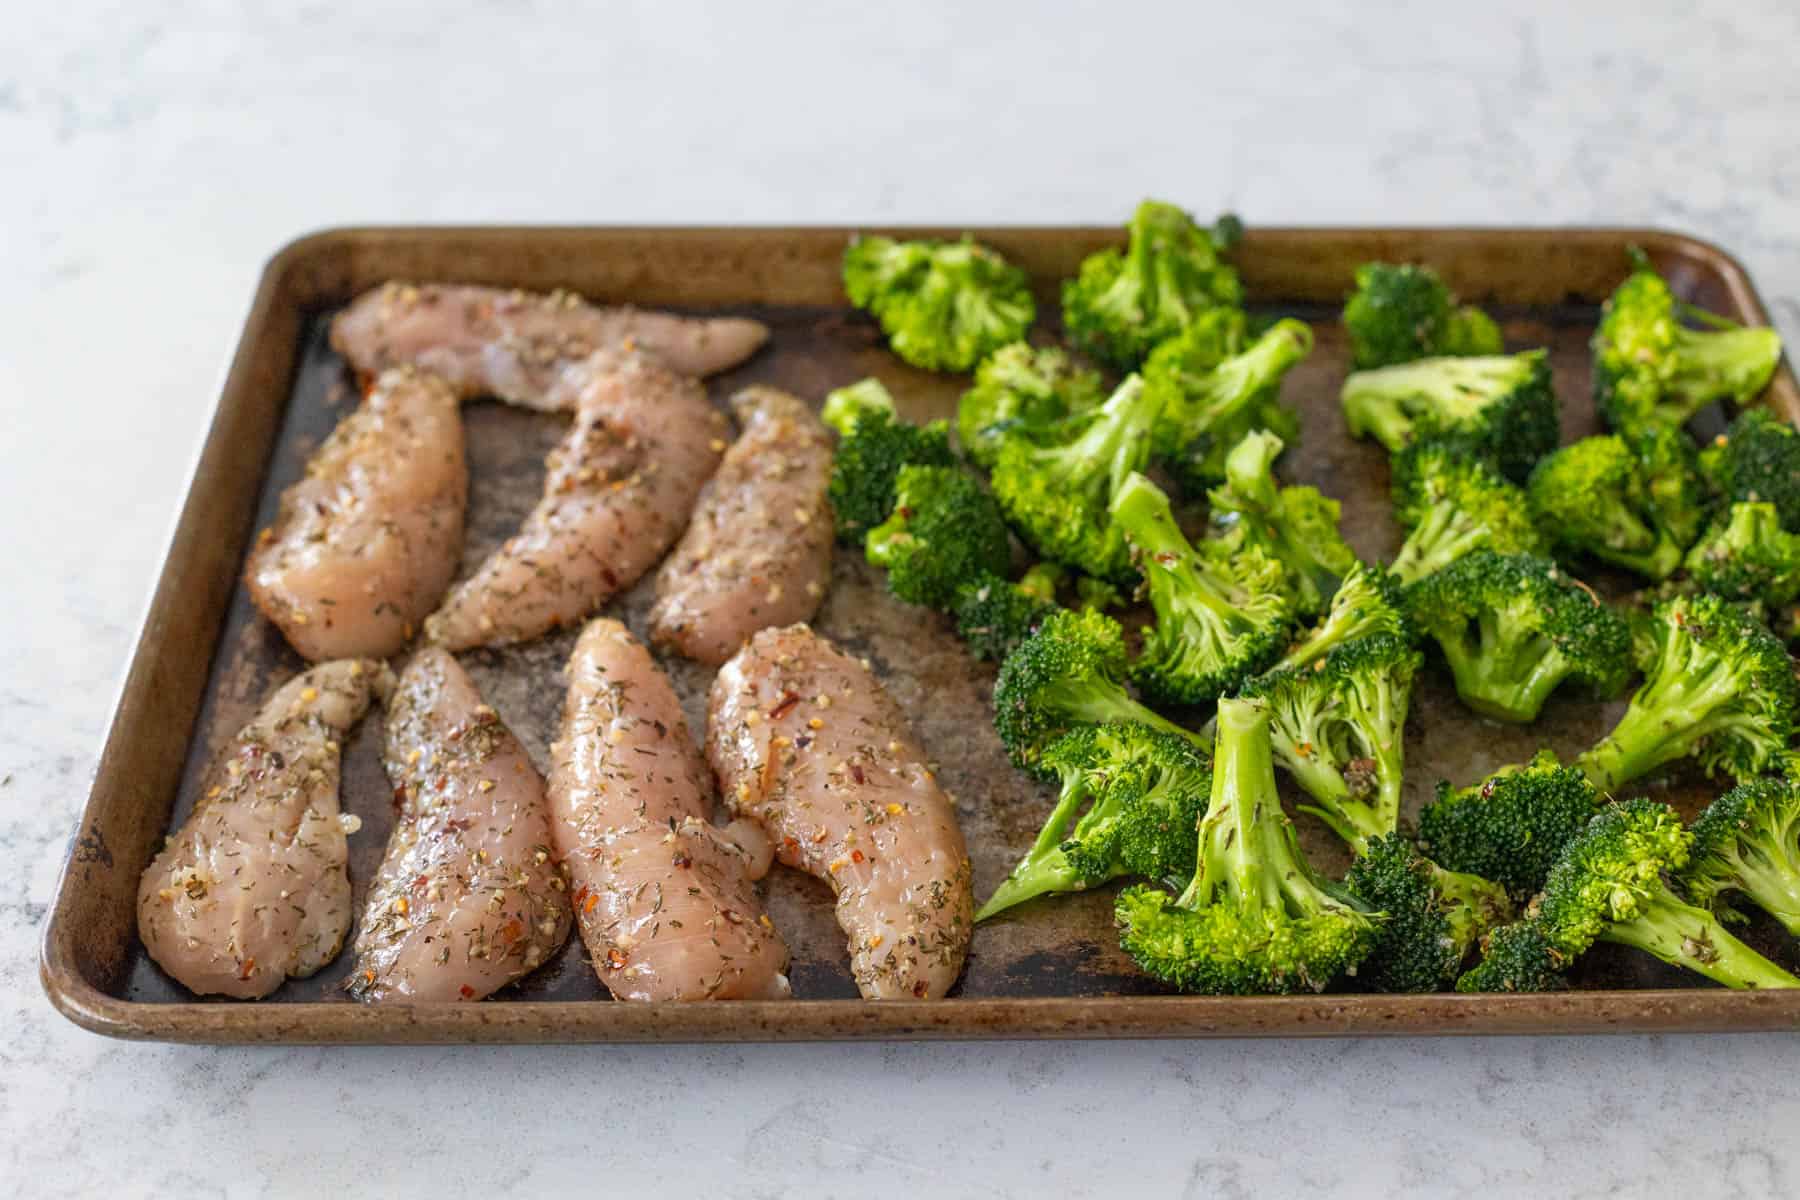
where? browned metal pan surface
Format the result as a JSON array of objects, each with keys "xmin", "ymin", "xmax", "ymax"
[{"xmin": 41, "ymin": 226, "xmax": 1800, "ymax": 1042}]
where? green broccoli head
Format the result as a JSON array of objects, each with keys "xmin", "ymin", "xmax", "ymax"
[
  {"xmin": 1699, "ymin": 408, "xmax": 1800, "ymax": 532},
  {"xmin": 865, "ymin": 465, "xmax": 1013, "ymax": 610},
  {"xmin": 1208, "ymin": 429, "xmax": 1357, "ymax": 617},
  {"xmin": 1342, "ymin": 833, "xmax": 1514, "ymax": 992},
  {"xmin": 1455, "ymin": 920, "xmax": 1571, "ymax": 993},
  {"xmin": 1684, "ymin": 776, "xmax": 1800, "ymax": 937},
  {"xmin": 956, "ymin": 342, "xmax": 1105, "ymax": 468},
  {"xmin": 1342, "ymin": 262, "xmax": 1503, "ymax": 370},
  {"xmin": 975, "ymin": 721, "xmax": 1212, "ymax": 922},
  {"xmin": 1417, "ymin": 751, "xmax": 1602, "ymax": 901},
  {"xmin": 1146, "ymin": 316, "xmax": 1312, "ymax": 492},
  {"xmin": 991, "ymin": 607, "xmax": 1195, "ymax": 773},
  {"xmin": 1594, "ymin": 264, "xmax": 1784, "ymax": 436},
  {"xmin": 1576, "ymin": 593, "xmax": 1799, "ymax": 792},
  {"xmin": 1684, "ymin": 502, "xmax": 1800, "ymax": 609},
  {"xmin": 1061, "ymin": 200, "xmax": 1245, "ymax": 369},
  {"xmin": 1341, "ymin": 351, "xmax": 1558, "ymax": 484},
  {"xmin": 990, "ymin": 374, "xmax": 1163, "ymax": 581},
  {"xmin": 1389, "ymin": 439, "xmax": 1543, "ymax": 584},
  {"xmin": 1531, "ymin": 798, "xmax": 1798, "ymax": 989},
  {"xmin": 1113, "ymin": 696, "xmax": 1382, "ymax": 995},
  {"xmin": 1274, "ymin": 562, "xmax": 1414, "ymax": 673},
  {"xmin": 1110, "ymin": 472, "xmax": 1293, "ymax": 705},
  {"xmin": 1526, "ymin": 428, "xmax": 1708, "ymax": 581},
  {"xmin": 828, "ymin": 408, "xmax": 955, "ymax": 546},
  {"xmin": 951, "ymin": 570, "xmax": 1058, "ymax": 663},
  {"xmin": 1406, "ymin": 551, "xmax": 1634, "ymax": 723},
  {"xmin": 821, "ymin": 377, "xmax": 896, "ymax": 437},
  {"xmin": 842, "ymin": 234, "xmax": 1036, "ymax": 373}
]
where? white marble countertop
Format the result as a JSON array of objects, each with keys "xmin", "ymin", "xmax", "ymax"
[{"xmin": 9, "ymin": 3, "xmax": 1800, "ymax": 1196}]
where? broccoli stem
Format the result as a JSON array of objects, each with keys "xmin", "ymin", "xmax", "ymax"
[
  {"xmin": 1177, "ymin": 698, "xmax": 1274, "ymax": 911},
  {"xmin": 1345, "ymin": 392, "xmax": 1417, "ymax": 453},
  {"xmin": 1600, "ymin": 884, "xmax": 1800, "ymax": 989},
  {"xmin": 1728, "ymin": 853, "xmax": 1800, "ymax": 937},
  {"xmin": 974, "ymin": 784, "xmax": 1088, "ymax": 922},
  {"xmin": 1034, "ymin": 675, "xmax": 1192, "ymax": 746},
  {"xmin": 1437, "ymin": 612, "xmax": 1568, "ymax": 723},
  {"xmin": 1391, "ymin": 505, "xmax": 1485, "ymax": 584},
  {"xmin": 1576, "ymin": 648, "xmax": 1748, "ymax": 792},
  {"xmin": 1289, "ymin": 755, "xmax": 1400, "ymax": 856}
]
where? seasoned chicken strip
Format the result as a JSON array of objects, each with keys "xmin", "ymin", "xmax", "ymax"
[
  {"xmin": 246, "ymin": 366, "xmax": 466, "ymax": 661},
  {"xmin": 350, "ymin": 648, "xmax": 571, "ymax": 1002},
  {"xmin": 649, "ymin": 387, "xmax": 835, "ymax": 665},
  {"xmin": 330, "ymin": 282, "xmax": 769, "ymax": 410},
  {"xmin": 707, "ymin": 625, "xmax": 974, "ymax": 1000},
  {"xmin": 425, "ymin": 353, "xmax": 728, "ymax": 650},
  {"xmin": 549, "ymin": 619, "xmax": 790, "ymax": 1001},
  {"xmin": 137, "ymin": 660, "xmax": 391, "ymax": 999}
]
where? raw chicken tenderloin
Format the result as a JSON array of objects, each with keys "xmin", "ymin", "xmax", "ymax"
[
  {"xmin": 425, "ymin": 353, "xmax": 728, "ymax": 650},
  {"xmin": 246, "ymin": 365, "xmax": 466, "ymax": 661},
  {"xmin": 350, "ymin": 647, "xmax": 571, "ymax": 1002},
  {"xmin": 548, "ymin": 619, "xmax": 791, "ymax": 1001},
  {"xmin": 649, "ymin": 387, "xmax": 835, "ymax": 665},
  {"xmin": 707, "ymin": 625, "xmax": 974, "ymax": 1000},
  {"xmin": 330, "ymin": 282, "xmax": 769, "ymax": 410},
  {"xmin": 137, "ymin": 659, "xmax": 391, "ymax": 999}
]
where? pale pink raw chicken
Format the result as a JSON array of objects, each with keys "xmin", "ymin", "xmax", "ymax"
[
  {"xmin": 330, "ymin": 281, "xmax": 769, "ymax": 411},
  {"xmin": 425, "ymin": 352, "xmax": 727, "ymax": 650},
  {"xmin": 137, "ymin": 659, "xmax": 392, "ymax": 999},
  {"xmin": 245, "ymin": 365, "xmax": 466, "ymax": 661},
  {"xmin": 707, "ymin": 625, "xmax": 974, "ymax": 1000},
  {"xmin": 548, "ymin": 618, "xmax": 790, "ymax": 1001},
  {"xmin": 350, "ymin": 647, "xmax": 571, "ymax": 1002},
  {"xmin": 649, "ymin": 387, "xmax": 835, "ymax": 665}
]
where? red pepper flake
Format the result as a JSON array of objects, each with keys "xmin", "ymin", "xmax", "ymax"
[
  {"xmin": 606, "ymin": 948, "xmax": 627, "ymax": 970},
  {"xmin": 781, "ymin": 836, "xmax": 800, "ymax": 855},
  {"xmin": 769, "ymin": 692, "xmax": 801, "ymax": 721},
  {"xmin": 411, "ymin": 873, "xmax": 430, "ymax": 892},
  {"xmin": 912, "ymin": 980, "xmax": 928, "ymax": 998},
  {"xmin": 501, "ymin": 919, "xmax": 523, "ymax": 942},
  {"xmin": 573, "ymin": 884, "xmax": 590, "ymax": 908},
  {"xmin": 392, "ymin": 784, "xmax": 407, "ymax": 807},
  {"xmin": 238, "ymin": 957, "xmax": 257, "ymax": 981},
  {"xmin": 850, "ymin": 764, "xmax": 866, "ymax": 785},
  {"xmin": 672, "ymin": 851, "xmax": 693, "ymax": 869},
  {"xmin": 721, "ymin": 908, "xmax": 743, "ymax": 925},
  {"xmin": 851, "ymin": 849, "xmax": 865, "ymax": 864},
  {"xmin": 583, "ymin": 892, "xmax": 599, "ymax": 914}
]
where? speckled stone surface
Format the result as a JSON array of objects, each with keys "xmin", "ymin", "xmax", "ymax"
[{"xmin": 9, "ymin": 3, "xmax": 1800, "ymax": 1196}]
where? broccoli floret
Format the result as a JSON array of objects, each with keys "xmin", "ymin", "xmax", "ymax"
[
  {"xmin": 865, "ymin": 465, "xmax": 1013, "ymax": 610},
  {"xmin": 1417, "ymin": 752, "xmax": 1602, "ymax": 901},
  {"xmin": 1576, "ymin": 593, "xmax": 1799, "ymax": 792},
  {"xmin": 1342, "ymin": 262, "xmax": 1503, "ymax": 370},
  {"xmin": 1455, "ymin": 920, "xmax": 1570, "ymax": 993},
  {"xmin": 1273, "ymin": 562, "xmax": 1413, "ymax": 673},
  {"xmin": 1406, "ymin": 551, "xmax": 1634, "ymax": 723},
  {"xmin": 1114, "ymin": 696, "xmax": 1382, "ymax": 994},
  {"xmin": 1389, "ymin": 440, "xmax": 1542, "ymax": 585},
  {"xmin": 1526, "ymin": 428, "xmax": 1708, "ymax": 581},
  {"xmin": 1684, "ymin": 502, "xmax": 1800, "ymax": 608},
  {"xmin": 951, "ymin": 567, "xmax": 1060, "ymax": 663},
  {"xmin": 1341, "ymin": 351, "xmax": 1558, "ymax": 484},
  {"xmin": 991, "ymin": 608, "xmax": 1198, "ymax": 772},
  {"xmin": 1111, "ymin": 472, "xmax": 1293, "ymax": 705},
  {"xmin": 1530, "ymin": 799, "xmax": 1798, "ymax": 988},
  {"xmin": 975, "ymin": 722, "xmax": 1212, "ymax": 921},
  {"xmin": 990, "ymin": 374, "xmax": 1163, "ymax": 581},
  {"xmin": 957, "ymin": 343, "xmax": 1105, "ymax": 468},
  {"xmin": 1146, "ymin": 316, "xmax": 1312, "ymax": 492},
  {"xmin": 842, "ymin": 234, "xmax": 1035, "ymax": 373},
  {"xmin": 1061, "ymin": 200, "xmax": 1245, "ymax": 369},
  {"xmin": 1241, "ymin": 633, "xmax": 1420, "ymax": 855},
  {"xmin": 1685, "ymin": 777, "xmax": 1800, "ymax": 936},
  {"xmin": 1699, "ymin": 408, "xmax": 1800, "ymax": 531},
  {"xmin": 1343, "ymin": 833, "xmax": 1514, "ymax": 992},
  {"xmin": 821, "ymin": 377, "xmax": 896, "ymax": 437},
  {"xmin": 828, "ymin": 408, "xmax": 955, "ymax": 546},
  {"xmin": 1207, "ymin": 429, "xmax": 1357, "ymax": 617},
  {"xmin": 1593, "ymin": 262, "xmax": 1784, "ymax": 436}
]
